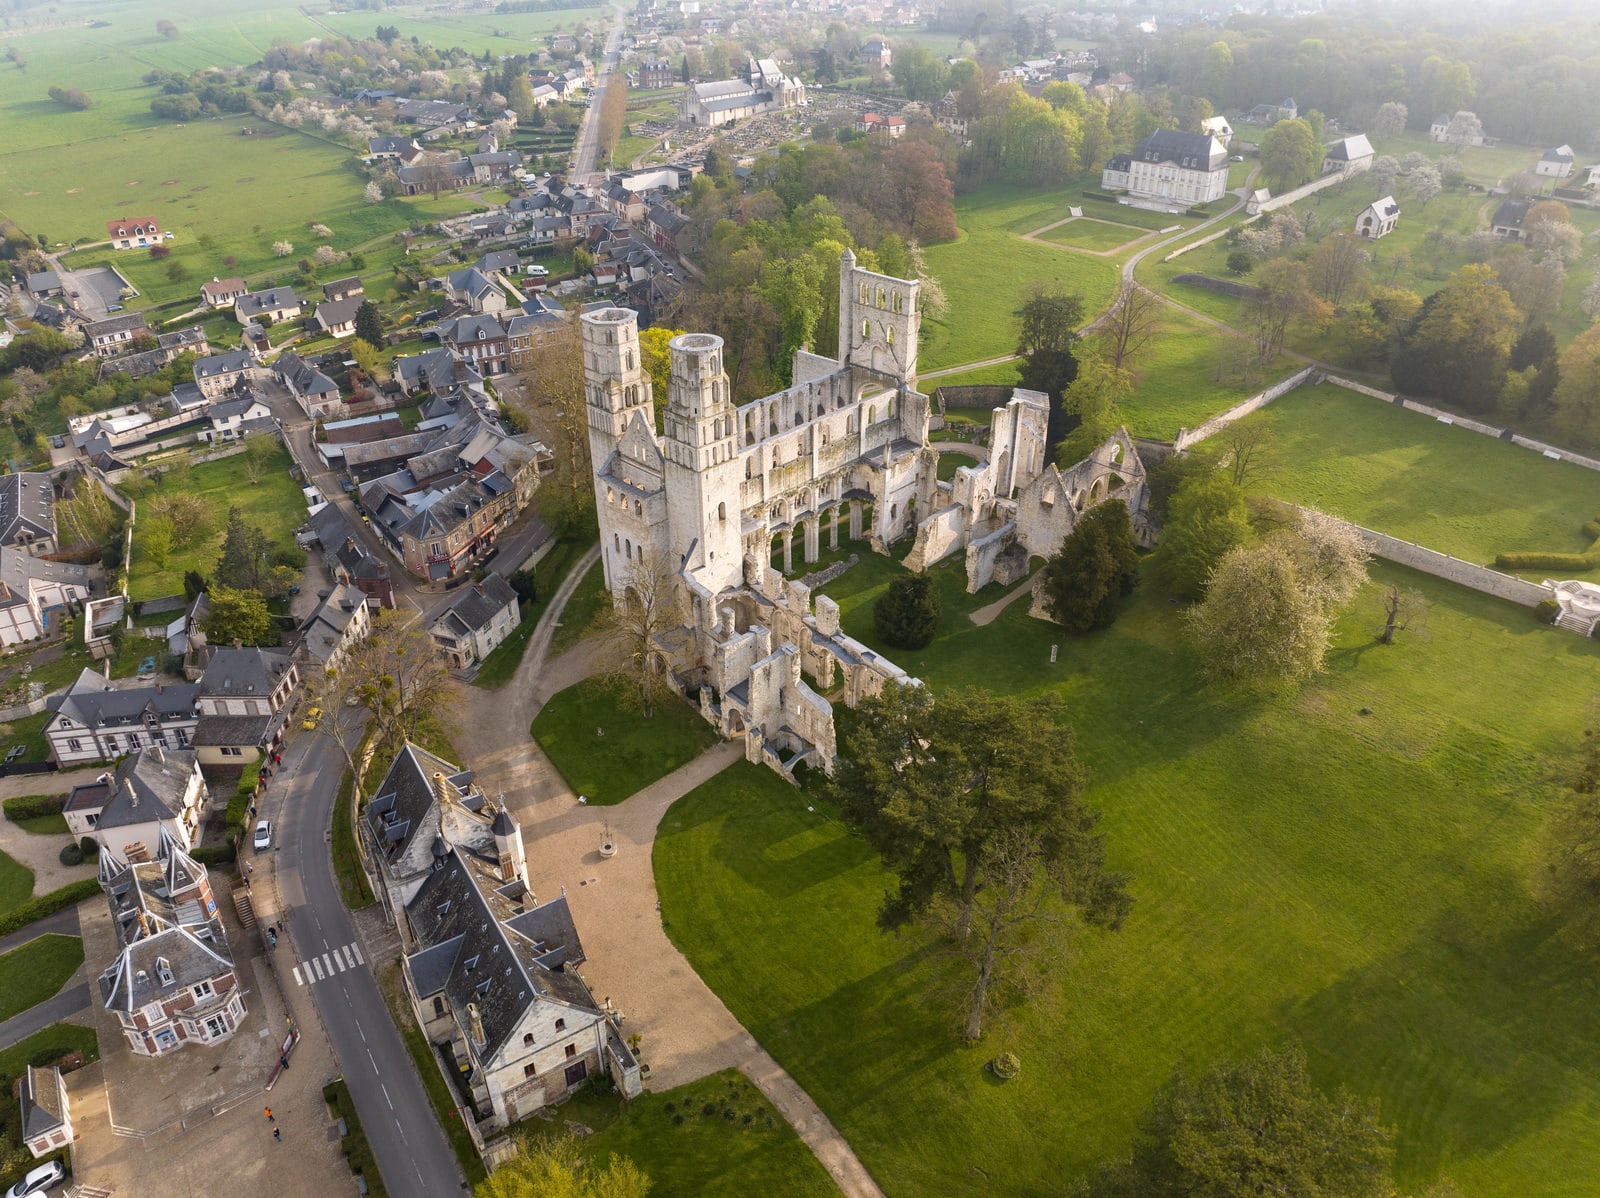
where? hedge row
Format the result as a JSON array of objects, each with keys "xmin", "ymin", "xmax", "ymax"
[
  {"xmin": 192, "ymin": 844, "xmax": 237, "ymax": 867},
  {"xmin": 225, "ymin": 776, "xmax": 257, "ymax": 840},
  {"xmin": 0, "ymin": 879, "xmax": 101, "ymax": 938},
  {"xmin": 1494, "ymin": 551, "xmax": 1599, "ymax": 571},
  {"xmin": 2, "ymin": 794, "xmax": 66, "ymax": 822}
]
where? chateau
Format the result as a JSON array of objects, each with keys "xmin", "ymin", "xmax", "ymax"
[{"xmin": 583, "ymin": 254, "xmax": 1148, "ymax": 779}]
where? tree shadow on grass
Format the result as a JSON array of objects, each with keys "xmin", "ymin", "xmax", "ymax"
[{"xmin": 1284, "ymin": 904, "xmax": 1600, "ymax": 1185}]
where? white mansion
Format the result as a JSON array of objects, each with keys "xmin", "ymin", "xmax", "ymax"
[
  {"xmin": 1101, "ymin": 129, "xmax": 1230, "ymax": 205},
  {"xmin": 582, "ymin": 253, "xmax": 1149, "ymax": 779}
]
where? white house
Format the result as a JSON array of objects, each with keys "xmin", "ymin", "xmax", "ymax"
[
  {"xmin": 1537, "ymin": 144, "xmax": 1575, "ymax": 179},
  {"xmin": 429, "ymin": 574, "xmax": 521, "ymax": 670},
  {"xmin": 202, "ymin": 391, "xmax": 273, "ymax": 443},
  {"xmin": 298, "ymin": 581, "xmax": 372, "ymax": 671},
  {"xmin": 1355, "ymin": 195, "xmax": 1400, "ymax": 239},
  {"xmin": 190, "ymin": 646, "xmax": 299, "ymax": 769},
  {"xmin": 46, "ymin": 670, "xmax": 200, "ymax": 767},
  {"xmin": 0, "ymin": 547, "xmax": 90, "ymax": 647},
  {"xmin": 1322, "ymin": 134, "xmax": 1374, "ymax": 175},
  {"xmin": 1199, "ymin": 115, "xmax": 1233, "ymax": 147},
  {"xmin": 105, "ymin": 216, "xmax": 163, "ymax": 250},
  {"xmin": 200, "ymin": 278, "xmax": 249, "ymax": 309},
  {"xmin": 315, "ymin": 296, "xmax": 365, "ymax": 339},
  {"xmin": 17, "ymin": 1066, "xmax": 72, "ymax": 1160},
  {"xmin": 1101, "ymin": 130, "xmax": 1229, "ymax": 204},
  {"xmin": 192, "ymin": 349, "xmax": 260, "ymax": 400},
  {"xmin": 63, "ymin": 746, "xmax": 206, "ymax": 862}
]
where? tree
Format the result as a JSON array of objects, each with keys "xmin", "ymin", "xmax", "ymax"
[
  {"xmin": 873, "ymin": 574, "xmax": 942, "ymax": 649},
  {"xmin": 1552, "ymin": 324, "xmax": 1600, "ymax": 446},
  {"xmin": 1099, "ymin": 283, "xmax": 1162, "ymax": 370},
  {"xmin": 356, "ymin": 609, "xmax": 455, "ymax": 751},
  {"xmin": 599, "ymin": 550, "xmax": 686, "ymax": 719},
  {"xmin": 215, "ymin": 507, "xmax": 270, "ymax": 591},
  {"xmin": 155, "ymin": 19, "xmax": 180, "ymax": 38},
  {"xmin": 136, "ymin": 514, "xmax": 175, "ymax": 570},
  {"xmin": 350, "ymin": 337, "xmax": 382, "ymax": 382},
  {"xmin": 353, "ymin": 300, "xmax": 384, "ymax": 346},
  {"xmin": 1015, "ymin": 284, "xmax": 1086, "ymax": 456},
  {"xmin": 1407, "ymin": 164, "xmax": 1442, "ymax": 208},
  {"xmin": 202, "ymin": 584, "xmax": 274, "ymax": 647},
  {"xmin": 1377, "ymin": 584, "xmax": 1428, "ymax": 645},
  {"xmin": 1247, "ymin": 259, "xmax": 1322, "ymax": 365},
  {"xmin": 1258, "ymin": 118, "xmax": 1318, "ymax": 193},
  {"xmin": 47, "ymin": 85, "xmax": 91, "ymax": 110},
  {"xmin": 1075, "ymin": 1043, "xmax": 1395, "ymax": 1198},
  {"xmin": 183, "ymin": 569, "xmax": 208, "ymax": 602},
  {"xmin": 240, "ymin": 430, "xmax": 278, "ymax": 485},
  {"xmin": 1420, "ymin": 56, "xmax": 1475, "ymax": 118},
  {"xmin": 1186, "ymin": 539, "xmax": 1329, "ymax": 684},
  {"xmin": 1369, "ymin": 154, "xmax": 1400, "ymax": 199},
  {"xmin": 1041, "ymin": 500, "xmax": 1140, "ymax": 633},
  {"xmin": 1370, "ymin": 101, "xmax": 1407, "ymax": 138},
  {"xmin": 475, "ymin": 1133, "xmax": 649, "ymax": 1198},
  {"xmin": 148, "ymin": 492, "xmax": 209, "ymax": 548},
  {"xmin": 1225, "ymin": 250, "xmax": 1253, "ymax": 276},
  {"xmin": 1307, "ymin": 234, "xmax": 1370, "ymax": 305},
  {"xmin": 1056, "ymin": 353, "xmax": 1130, "ymax": 464},
  {"xmin": 830, "ymin": 685, "xmax": 1130, "ymax": 1040},
  {"xmin": 893, "ymin": 44, "xmax": 950, "ymax": 102},
  {"xmin": 1392, "ymin": 263, "xmax": 1521, "ymax": 413},
  {"xmin": 1153, "ymin": 471, "xmax": 1251, "ymax": 600},
  {"xmin": 1444, "ymin": 110, "xmax": 1484, "ymax": 150}
]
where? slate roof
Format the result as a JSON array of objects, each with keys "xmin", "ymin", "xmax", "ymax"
[
  {"xmin": 210, "ymin": 392, "xmax": 269, "ymax": 421},
  {"xmin": 276, "ymin": 351, "xmax": 339, "ymax": 398},
  {"xmin": 18, "ymin": 1066, "xmax": 65, "ymax": 1141},
  {"xmin": 1131, "ymin": 129, "xmax": 1227, "ymax": 172},
  {"xmin": 364, "ymin": 743, "xmax": 480, "ymax": 871},
  {"xmin": 236, "ymin": 287, "xmax": 302, "ymax": 319},
  {"xmin": 317, "ymin": 295, "xmax": 365, "ymax": 330},
  {"xmin": 26, "ymin": 271, "xmax": 60, "ymax": 293},
  {"xmin": 475, "ymin": 250, "xmax": 520, "ymax": 273},
  {"xmin": 84, "ymin": 313, "xmax": 150, "ymax": 342},
  {"xmin": 0, "ymin": 472, "xmax": 56, "ymax": 546},
  {"xmin": 1542, "ymin": 144, "xmax": 1575, "ymax": 164},
  {"xmin": 446, "ymin": 268, "xmax": 500, "ymax": 304},
  {"xmin": 1324, "ymin": 134, "xmax": 1374, "ymax": 161},
  {"xmin": 323, "ymin": 276, "xmax": 365, "ymax": 300},
  {"xmin": 434, "ymin": 574, "xmax": 518, "ymax": 640},
  {"xmin": 1493, "ymin": 198, "xmax": 1530, "ymax": 229},
  {"xmin": 98, "ymin": 847, "xmax": 234, "ymax": 1013},
  {"xmin": 193, "ymin": 712, "xmax": 279, "ymax": 749},
  {"xmin": 49, "ymin": 669, "xmax": 199, "ymax": 730},
  {"xmin": 299, "ymin": 582, "xmax": 367, "ymax": 665},
  {"xmin": 196, "ymin": 646, "xmax": 294, "ymax": 702},
  {"xmin": 96, "ymin": 746, "xmax": 199, "ymax": 831},
  {"xmin": 193, "ymin": 349, "xmax": 253, "ymax": 382}
]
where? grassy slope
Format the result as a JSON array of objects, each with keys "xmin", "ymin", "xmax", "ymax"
[
  {"xmin": 530, "ymin": 677, "xmax": 719, "ymax": 805},
  {"xmin": 0, "ymin": 934, "xmax": 84, "ymax": 1022},
  {"xmin": 521, "ymin": 1071, "xmax": 838, "ymax": 1197},
  {"xmin": 920, "ymin": 184, "xmax": 1122, "ymax": 372},
  {"xmin": 0, "ymin": 849, "xmax": 35, "ymax": 916},
  {"xmin": 127, "ymin": 445, "xmax": 306, "ymax": 600},
  {"xmin": 656, "ymin": 550, "xmax": 1600, "ymax": 1198},
  {"xmin": 1037, "ymin": 217, "xmax": 1154, "ymax": 252},
  {"xmin": 1241, "ymin": 383, "xmax": 1600, "ymax": 575}
]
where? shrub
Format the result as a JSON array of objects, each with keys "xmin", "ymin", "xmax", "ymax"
[
  {"xmin": 1535, "ymin": 598, "xmax": 1561, "ymax": 625},
  {"xmin": 989, "ymin": 1051, "xmax": 1021, "ymax": 1080},
  {"xmin": 0, "ymin": 879, "xmax": 101, "ymax": 938},
  {"xmin": 78, "ymin": 838, "xmax": 98, "ymax": 858},
  {"xmin": 192, "ymin": 843, "xmax": 237, "ymax": 866},
  {"xmin": 873, "ymin": 574, "xmax": 942, "ymax": 650},
  {"xmin": 58, "ymin": 843, "xmax": 82, "ymax": 866},
  {"xmin": 1496, "ymin": 551, "xmax": 1596, "ymax": 572},
  {"xmin": 1226, "ymin": 249, "xmax": 1254, "ymax": 276},
  {"xmin": 148, "ymin": 244, "xmax": 170, "ymax": 259},
  {"xmin": 3, "ymin": 794, "xmax": 65, "ymax": 822}
]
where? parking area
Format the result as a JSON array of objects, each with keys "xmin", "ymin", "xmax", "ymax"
[{"xmin": 54, "ymin": 265, "xmax": 133, "ymax": 320}]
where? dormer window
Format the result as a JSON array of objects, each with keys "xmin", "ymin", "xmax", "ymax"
[{"xmin": 157, "ymin": 957, "xmax": 175, "ymax": 986}]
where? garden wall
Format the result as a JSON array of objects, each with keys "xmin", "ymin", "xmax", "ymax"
[
  {"xmin": 1248, "ymin": 170, "xmax": 1350, "ymax": 214},
  {"xmin": 1173, "ymin": 366, "xmax": 1318, "ymax": 451}
]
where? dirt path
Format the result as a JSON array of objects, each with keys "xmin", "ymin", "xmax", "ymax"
[
  {"xmin": 968, "ymin": 571, "xmax": 1041, "ymax": 627},
  {"xmin": 455, "ymin": 547, "xmax": 886, "ymax": 1197}
]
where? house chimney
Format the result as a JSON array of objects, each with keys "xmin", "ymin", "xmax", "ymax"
[
  {"xmin": 233, "ymin": 638, "xmax": 242, "ymax": 649},
  {"xmin": 136, "ymin": 909, "xmax": 149, "ymax": 938},
  {"xmin": 467, "ymin": 1001, "xmax": 486, "ymax": 1047},
  {"xmin": 432, "ymin": 771, "xmax": 453, "ymax": 807}
]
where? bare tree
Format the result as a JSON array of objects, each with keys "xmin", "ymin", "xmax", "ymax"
[
  {"xmin": 240, "ymin": 430, "xmax": 277, "ymax": 485},
  {"xmin": 1378, "ymin": 584, "xmax": 1429, "ymax": 645},
  {"xmin": 1098, "ymin": 282, "xmax": 1163, "ymax": 369},
  {"xmin": 354, "ymin": 610, "xmax": 456, "ymax": 751},
  {"xmin": 1220, "ymin": 421, "xmax": 1277, "ymax": 490},
  {"xmin": 1307, "ymin": 234, "xmax": 1371, "ymax": 306},
  {"xmin": 511, "ymin": 321, "xmax": 590, "ymax": 509},
  {"xmin": 302, "ymin": 662, "xmax": 375, "ymax": 793},
  {"xmin": 599, "ymin": 550, "xmax": 688, "ymax": 718}
]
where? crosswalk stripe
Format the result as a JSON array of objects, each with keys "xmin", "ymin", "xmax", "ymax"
[
  {"xmin": 322, "ymin": 952, "xmax": 334, "ymax": 975},
  {"xmin": 342, "ymin": 945, "xmax": 358, "ymax": 969},
  {"xmin": 351, "ymin": 942, "xmax": 364, "ymax": 966},
  {"xmin": 333, "ymin": 950, "xmax": 346, "ymax": 973},
  {"xmin": 311, "ymin": 956, "xmax": 324, "ymax": 981},
  {"xmin": 292, "ymin": 966, "xmax": 303, "ymax": 987}
]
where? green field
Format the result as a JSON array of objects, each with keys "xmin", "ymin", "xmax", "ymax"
[
  {"xmin": 1236, "ymin": 382, "xmax": 1600, "ymax": 576},
  {"xmin": 1037, "ymin": 217, "xmax": 1150, "ymax": 252},
  {"xmin": 921, "ymin": 185, "xmax": 1123, "ymax": 372},
  {"xmin": 126, "ymin": 444, "xmax": 306, "ymax": 600},
  {"xmin": 0, "ymin": 934, "xmax": 84, "ymax": 1023},
  {"xmin": 531, "ymin": 676, "xmax": 720, "ymax": 805},
  {"xmin": 656, "ymin": 550, "xmax": 1600, "ymax": 1196},
  {"xmin": 519, "ymin": 1070, "xmax": 838, "ymax": 1196},
  {"xmin": 0, "ymin": 849, "xmax": 34, "ymax": 916}
]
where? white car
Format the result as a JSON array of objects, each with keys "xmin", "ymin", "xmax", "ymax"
[
  {"xmin": 7, "ymin": 1161, "xmax": 65, "ymax": 1197},
  {"xmin": 253, "ymin": 819, "xmax": 273, "ymax": 852}
]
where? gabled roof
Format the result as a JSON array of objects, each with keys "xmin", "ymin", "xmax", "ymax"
[
  {"xmin": 18, "ymin": 1066, "xmax": 65, "ymax": 1141},
  {"xmin": 201, "ymin": 277, "xmax": 248, "ymax": 299},
  {"xmin": 1132, "ymin": 129, "xmax": 1227, "ymax": 172},
  {"xmin": 434, "ymin": 574, "xmax": 518, "ymax": 638},
  {"xmin": 96, "ymin": 746, "xmax": 199, "ymax": 830},
  {"xmin": 299, "ymin": 582, "xmax": 368, "ymax": 665},
  {"xmin": 1493, "ymin": 197, "xmax": 1530, "ymax": 229},
  {"xmin": 1542, "ymin": 144, "xmax": 1575, "ymax": 163},
  {"xmin": 193, "ymin": 349, "xmax": 253, "ymax": 380},
  {"xmin": 210, "ymin": 392, "xmax": 270, "ymax": 421},
  {"xmin": 364, "ymin": 742, "xmax": 479, "ymax": 870},
  {"xmin": 0, "ymin": 473, "xmax": 56, "ymax": 545},
  {"xmin": 196, "ymin": 646, "xmax": 294, "ymax": 700},
  {"xmin": 1324, "ymin": 134, "xmax": 1373, "ymax": 161},
  {"xmin": 317, "ymin": 295, "xmax": 365, "ymax": 329},
  {"xmin": 236, "ymin": 287, "xmax": 301, "ymax": 318},
  {"xmin": 49, "ymin": 669, "xmax": 199, "ymax": 730}
]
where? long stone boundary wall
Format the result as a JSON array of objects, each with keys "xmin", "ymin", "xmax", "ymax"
[
  {"xmin": 1250, "ymin": 170, "xmax": 1350, "ymax": 214},
  {"xmin": 1163, "ymin": 221, "xmax": 1247, "ymax": 262},
  {"xmin": 1287, "ymin": 505, "xmax": 1552, "ymax": 607},
  {"xmin": 1173, "ymin": 366, "xmax": 1318, "ymax": 451}
]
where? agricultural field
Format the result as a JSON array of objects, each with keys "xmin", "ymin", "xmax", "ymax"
[
  {"xmin": 1236, "ymin": 382, "xmax": 1600, "ymax": 578},
  {"xmin": 656, "ymin": 545, "xmax": 1600, "ymax": 1197},
  {"xmin": 920, "ymin": 184, "xmax": 1123, "ymax": 372},
  {"xmin": 314, "ymin": 4, "xmax": 602, "ymax": 53}
]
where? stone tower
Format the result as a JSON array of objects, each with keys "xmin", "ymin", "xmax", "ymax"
[
  {"xmin": 490, "ymin": 803, "xmax": 526, "ymax": 886},
  {"xmin": 661, "ymin": 332, "xmax": 743, "ymax": 594},
  {"xmin": 581, "ymin": 308, "xmax": 654, "ymax": 477},
  {"xmin": 836, "ymin": 248, "xmax": 920, "ymax": 382}
]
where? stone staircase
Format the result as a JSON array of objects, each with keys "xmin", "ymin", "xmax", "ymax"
[
  {"xmin": 231, "ymin": 884, "xmax": 257, "ymax": 935},
  {"xmin": 1556, "ymin": 610, "xmax": 1594, "ymax": 635}
]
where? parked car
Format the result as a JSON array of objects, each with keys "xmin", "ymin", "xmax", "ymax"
[
  {"xmin": 6, "ymin": 1161, "xmax": 65, "ymax": 1197},
  {"xmin": 253, "ymin": 820, "xmax": 273, "ymax": 852},
  {"xmin": 525, "ymin": 264, "xmax": 549, "ymax": 278},
  {"xmin": 1229, "ymin": 154, "xmax": 1244, "ymax": 162},
  {"xmin": 302, "ymin": 706, "xmax": 323, "ymax": 731},
  {"xmin": 106, "ymin": 303, "xmax": 123, "ymax": 312}
]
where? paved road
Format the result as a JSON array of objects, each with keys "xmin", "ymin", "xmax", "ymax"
[
  {"xmin": 271, "ymin": 730, "xmax": 467, "ymax": 1198},
  {"xmin": 570, "ymin": 7, "xmax": 627, "ymax": 183},
  {"xmin": 0, "ymin": 905, "xmax": 89, "ymax": 1051}
]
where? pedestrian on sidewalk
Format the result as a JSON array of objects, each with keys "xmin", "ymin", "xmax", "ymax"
[
  {"xmin": 280, "ymin": 1055, "xmax": 289, "ymax": 1071},
  {"xmin": 264, "ymin": 1106, "xmax": 274, "ymax": 1122},
  {"xmin": 273, "ymin": 1128, "xmax": 282, "ymax": 1142}
]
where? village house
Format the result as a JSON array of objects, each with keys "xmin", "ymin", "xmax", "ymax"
[
  {"xmin": 200, "ymin": 277, "xmax": 249, "ymax": 309},
  {"xmin": 444, "ymin": 268, "xmax": 509, "ymax": 317},
  {"xmin": 860, "ymin": 38, "xmax": 891, "ymax": 68},
  {"xmin": 46, "ymin": 670, "xmax": 200, "ymax": 766},
  {"xmin": 1199, "ymin": 115, "xmax": 1233, "ymax": 147},
  {"xmin": 324, "ymin": 277, "xmax": 365, "ymax": 304},
  {"xmin": 105, "ymin": 216, "xmax": 164, "ymax": 250},
  {"xmin": 429, "ymin": 574, "xmax": 521, "ymax": 670},
  {"xmin": 202, "ymin": 389, "xmax": 274, "ymax": 443},
  {"xmin": 359, "ymin": 744, "xmax": 640, "ymax": 1129},
  {"xmin": 62, "ymin": 745, "xmax": 206, "ymax": 862},
  {"xmin": 276, "ymin": 351, "xmax": 343, "ymax": 420},
  {"xmin": 1355, "ymin": 195, "xmax": 1401, "ymax": 239},
  {"xmin": 645, "ymin": 203, "xmax": 689, "ymax": 255},
  {"xmin": 84, "ymin": 312, "xmax": 150, "ymax": 359},
  {"xmin": 1101, "ymin": 129, "xmax": 1229, "ymax": 205},
  {"xmin": 315, "ymin": 295, "xmax": 365, "ymax": 339},
  {"xmin": 192, "ymin": 348, "xmax": 260, "ymax": 399},
  {"xmin": 25, "ymin": 271, "xmax": 63, "ymax": 300},
  {"xmin": 297, "ymin": 580, "xmax": 372, "ymax": 671},
  {"xmin": 366, "ymin": 135, "xmax": 424, "ymax": 164},
  {"xmin": 17, "ymin": 1066, "xmax": 72, "ymax": 1160},
  {"xmin": 1321, "ymin": 134, "xmax": 1375, "ymax": 175},
  {"xmin": 638, "ymin": 58, "xmax": 675, "ymax": 88},
  {"xmin": 306, "ymin": 505, "xmax": 396, "ymax": 609},
  {"xmin": 97, "ymin": 846, "xmax": 246, "ymax": 1057},
  {"xmin": 1492, "ymin": 197, "xmax": 1530, "ymax": 239},
  {"xmin": 0, "ymin": 472, "xmax": 59, "ymax": 555},
  {"xmin": 191, "ymin": 645, "xmax": 299, "ymax": 770},
  {"xmin": 236, "ymin": 286, "xmax": 303, "ymax": 326},
  {"xmin": 438, "ymin": 313, "xmax": 511, "ymax": 375},
  {"xmin": 102, "ymin": 325, "xmax": 212, "ymax": 381},
  {"xmin": 1537, "ymin": 144, "xmax": 1576, "ymax": 179},
  {"xmin": 0, "ymin": 546, "xmax": 90, "ymax": 646}
]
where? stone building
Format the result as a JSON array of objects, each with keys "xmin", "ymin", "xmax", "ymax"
[
  {"xmin": 681, "ymin": 57, "xmax": 805, "ymax": 128},
  {"xmin": 582, "ymin": 253, "xmax": 1149, "ymax": 779}
]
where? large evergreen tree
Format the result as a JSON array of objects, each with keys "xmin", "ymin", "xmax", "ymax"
[
  {"xmin": 354, "ymin": 300, "xmax": 385, "ymax": 347},
  {"xmin": 1042, "ymin": 499, "xmax": 1140, "ymax": 633},
  {"xmin": 873, "ymin": 574, "xmax": 942, "ymax": 649}
]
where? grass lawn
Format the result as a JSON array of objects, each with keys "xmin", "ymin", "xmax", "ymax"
[
  {"xmin": 1037, "ymin": 217, "xmax": 1151, "ymax": 253},
  {"xmin": 530, "ymin": 677, "xmax": 720, "ymax": 805},
  {"xmin": 656, "ymin": 553, "xmax": 1600, "ymax": 1197},
  {"xmin": 472, "ymin": 535, "xmax": 596, "ymax": 690},
  {"xmin": 921, "ymin": 184, "xmax": 1123, "ymax": 372},
  {"xmin": 126, "ymin": 445, "xmax": 306, "ymax": 600},
  {"xmin": 2, "ymin": 798, "xmax": 67, "ymax": 837},
  {"xmin": 547, "ymin": 563, "xmax": 609, "ymax": 658},
  {"xmin": 1238, "ymin": 382, "xmax": 1600, "ymax": 577},
  {"xmin": 0, "ymin": 712, "xmax": 55, "ymax": 766},
  {"xmin": 927, "ymin": 361, "xmax": 1021, "ymax": 388},
  {"xmin": 515, "ymin": 1070, "xmax": 838, "ymax": 1196},
  {"xmin": 936, "ymin": 448, "xmax": 982, "ymax": 481},
  {"xmin": 0, "ymin": 849, "xmax": 35, "ymax": 916},
  {"xmin": 0, "ymin": 935, "xmax": 84, "ymax": 1023}
]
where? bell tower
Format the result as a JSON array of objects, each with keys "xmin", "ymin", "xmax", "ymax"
[
  {"xmin": 837, "ymin": 250, "xmax": 920, "ymax": 384},
  {"xmin": 662, "ymin": 333, "xmax": 743, "ymax": 593},
  {"xmin": 580, "ymin": 308, "xmax": 654, "ymax": 474}
]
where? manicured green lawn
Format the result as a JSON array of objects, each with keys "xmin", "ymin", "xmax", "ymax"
[
  {"xmin": 517, "ymin": 1071, "xmax": 837, "ymax": 1196},
  {"xmin": 1238, "ymin": 382, "xmax": 1600, "ymax": 577},
  {"xmin": 531, "ymin": 677, "xmax": 720, "ymax": 805},
  {"xmin": 936, "ymin": 448, "xmax": 982, "ymax": 481},
  {"xmin": 1037, "ymin": 217, "xmax": 1151, "ymax": 252},
  {"xmin": 0, "ymin": 849, "xmax": 35, "ymax": 917},
  {"xmin": 473, "ymin": 536, "xmax": 597, "ymax": 690},
  {"xmin": 0, "ymin": 935, "xmax": 83, "ymax": 1023},
  {"xmin": 127, "ymin": 445, "xmax": 306, "ymax": 600},
  {"xmin": 657, "ymin": 557, "xmax": 1600, "ymax": 1196},
  {"xmin": 548, "ymin": 563, "xmax": 609, "ymax": 658},
  {"xmin": 926, "ymin": 361, "xmax": 1021, "ymax": 388},
  {"xmin": 921, "ymin": 184, "xmax": 1123, "ymax": 372}
]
